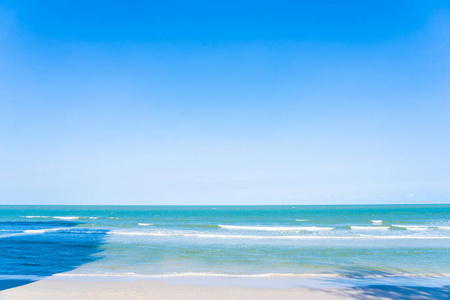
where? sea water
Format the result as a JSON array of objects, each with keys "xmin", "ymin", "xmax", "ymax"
[{"xmin": 1, "ymin": 205, "xmax": 450, "ymax": 288}]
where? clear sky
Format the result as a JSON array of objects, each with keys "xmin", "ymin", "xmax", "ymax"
[{"xmin": 0, "ymin": 0, "xmax": 449, "ymax": 205}]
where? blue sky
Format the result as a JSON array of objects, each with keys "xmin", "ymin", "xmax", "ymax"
[{"xmin": 0, "ymin": 0, "xmax": 449, "ymax": 205}]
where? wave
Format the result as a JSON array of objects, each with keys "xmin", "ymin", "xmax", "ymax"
[
  {"xmin": 392, "ymin": 225, "xmax": 429, "ymax": 231},
  {"xmin": 53, "ymin": 216, "xmax": 79, "ymax": 220},
  {"xmin": 52, "ymin": 271, "xmax": 450, "ymax": 279},
  {"xmin": 53, "ymin": 272, "xmax": 341, "ymax": 279},
  {"xmin": 0, "ymin": 227, "xmax": 69, "ymax": 238},
  {"xmin": 351, "ymin": 226, "xmax": 390, "ymax": 230},
  {"xmin": 0, "ymin": 233, "xmax": 25, "ymax": 238},
  {"xmin": 138, "ymin": 223, "xmax": 153, "ymax": 226},
  {"xmin": 371, "ymin": 220, "xmax": 383, "ymax": 225},
  {"xmin": 108, "ymin": 231, "xmax": 450, "ymax": 240},
  {"xmin": 23, "ymin": 228, "xmax": 68, "ymax": 234},
  {"xmin": 295, "ymin": 219, "xmax": 308, "ymax": 222},
  {"xmin": 218, "ymin": 225, "xmax": 334, "ymax": 231},
  {"xmin": 22, "ymin": 216, "xmax": 97, "ymax": 220},
  {"xmin": 391, "ymin": 225, "xmax": 450, "ymax": 231},
  {"xmin": 182, "ymin": 224, "xmax": 221, "ymax": 229}
]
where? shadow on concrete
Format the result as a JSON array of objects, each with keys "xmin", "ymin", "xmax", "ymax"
[{"xmin": 0, "ymin": 221, "xmax": 107, "ymax": 291}]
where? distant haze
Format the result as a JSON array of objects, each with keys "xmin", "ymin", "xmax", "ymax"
[{"xmin": 0, "ymin": 1, "xmax": 449, "ymax": 205}]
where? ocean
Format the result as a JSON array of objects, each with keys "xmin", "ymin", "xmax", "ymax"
[{"xmin": 1, "ymin": 205, "xmax": 450, "ymax": 288}]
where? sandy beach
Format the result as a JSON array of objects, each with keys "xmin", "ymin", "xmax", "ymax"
[
  {"xmin": 0, "ymin": 279, "xmax": 345, "ymax": 300},
  {"xmin": 1, "ymin": 279, "xmax": 449, "ymax": 300}
]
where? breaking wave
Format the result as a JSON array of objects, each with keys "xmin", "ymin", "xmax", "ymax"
[{"xmin": 218, "ymin": 225, "xmax": 334, "ymax": 231}]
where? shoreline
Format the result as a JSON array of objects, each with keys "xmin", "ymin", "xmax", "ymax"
[
  {"xmin": 1, "ymin": 278, "xmax": 450, "ymax": 300},
  {"xmin": 2, "ymin": 273, "xmax": 450, "ymax": 289}
]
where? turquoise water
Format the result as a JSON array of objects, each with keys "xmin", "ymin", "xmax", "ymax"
[{"xmin": 1, "ymin": 205, "xmax": 450, "ymax": 287}]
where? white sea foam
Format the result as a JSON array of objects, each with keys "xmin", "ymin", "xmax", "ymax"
[
  {"xmin": 218, "ymin": 225, "xmax": 334, "ymax": 231},
  {"xmin": 53, "ymin": 271, "xmax": 450, "ymax": 279},
  {"xmin": 351, "ymin": 226, "xmax": 390, "ymax": 230},
  {"xmin": 53, "ymin": 216, "xmax": 79, "ymax": 220},
  {"xmin": 371, "ymin": 220, "xmax": 383, "ymax": 225},
  {"xmin": 108, "ymin": 231, "xmax": 450, "ymax": 240},
  {"xmin": 295, "ymin": 219, "xmax": 308, "ymax": 222},
  {"xmin": 392, "ymin": 225, "xmax": 429, "ymax": 231},
  {"xmin": 0, "ymin": 228, "xmax": 68, "ymax": 238},
  {"xmin": 0, "ymin": 233, "xmax": 25, "ymax": 238},
  {"xmin": 438, "ymin": 226, "xmax": 450, "ymax": 230},
  {"xmin": 138, "ymin": 223, "xmax": 153, "ymax": 226},
  {"xmin": 23, "ymin": 216, "xmax": 94, "ymax": 220},
  {"xmin": 23, "ymin": 228, "xmax": 67, "ymax": 234},
  {"xmin": 53, "ymin": 272, "xmax": 341, "ymax": 279}
]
